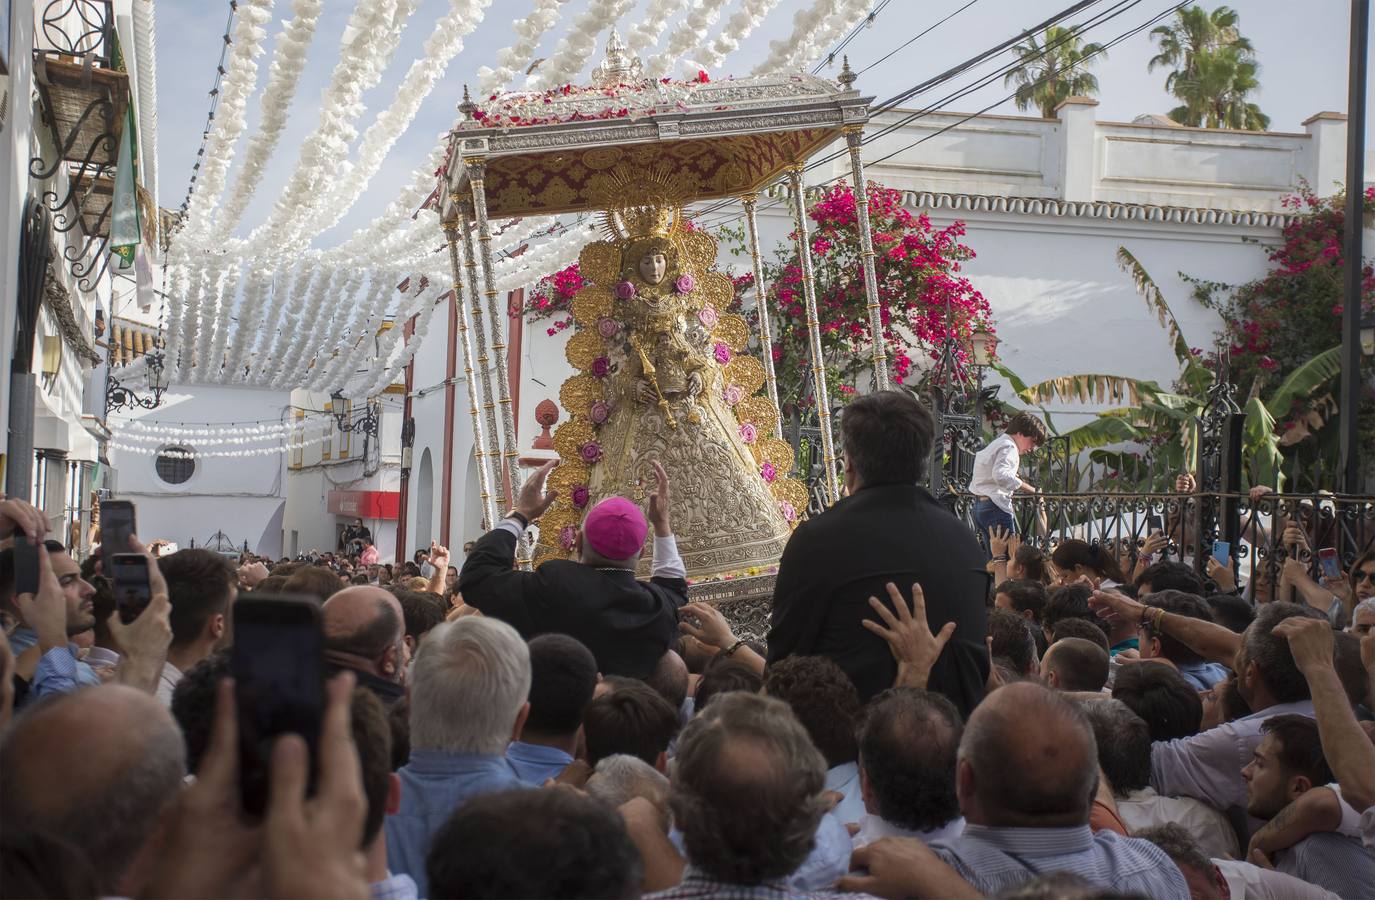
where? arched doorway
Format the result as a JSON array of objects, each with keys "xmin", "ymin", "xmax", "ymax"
[{"xmin": 415, "ymin": 448, "xmax": 434, "ymax": 551}]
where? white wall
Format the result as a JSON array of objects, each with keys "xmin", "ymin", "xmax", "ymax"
[{"xmin": 107, "ymin": 385, "xmax": 290, "ymax": 557}]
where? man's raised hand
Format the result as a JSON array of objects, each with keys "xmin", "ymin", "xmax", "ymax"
[
  {"xmin": 514, "ymin": 460, "xmax": 559, "ymax": 522},
  {"xmin": 862, "ymin": 582, "xmax": 956, "ymax": 690},
  {"xmin": 647, "ymin": 460, "xmax": 672, "ymax": 538}
]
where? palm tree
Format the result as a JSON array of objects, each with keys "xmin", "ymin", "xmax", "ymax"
[
  {"xmin": 1149, "ymin": 5, "xmax": 1269, "ymax": 130},
  {"xmin": 1004, "ymin": 26, "xmax": 1106, "ymax": 118},
  {"xmin": 1168, "ymin": 47, "xmax": 1270, "ymax": 129}
]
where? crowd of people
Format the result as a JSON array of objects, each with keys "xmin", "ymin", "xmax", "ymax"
[{"xmin": 1, "ymin": 388, "xmax": 1373, "ymax": 899}]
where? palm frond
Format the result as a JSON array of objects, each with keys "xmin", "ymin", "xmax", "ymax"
[
  {"xmin": 1115, "ymin": 246, "xmax": 1193, "ymax": 366},
  {"xmin": 1263, "ymin": 345, "xmax": 1341, "ymax": 419},
  {"xmin": 1006, "ymin": 372, "xmax": 1157, "ymax": 407}
]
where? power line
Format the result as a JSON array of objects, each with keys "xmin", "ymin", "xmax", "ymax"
[
  {"xmin": 810, "ymin": 0, "xmax": 896, "ymax": 74},
  {"xmin": 174, "ymin": 1, "xmax": 239, "ymax": 221},
  {"xmin": 859, "ymin": 0, "xmax": 985, "ymax": 77}
]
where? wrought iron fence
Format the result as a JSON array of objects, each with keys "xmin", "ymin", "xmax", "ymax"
[{"xmin": 947, "ymin": 489, "xmax": 1375, "ymax": 606}]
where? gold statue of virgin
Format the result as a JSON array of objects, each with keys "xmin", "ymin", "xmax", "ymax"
[{"xmin": 539, "ymin": 168, "xmax": 806, "ymax": 578}]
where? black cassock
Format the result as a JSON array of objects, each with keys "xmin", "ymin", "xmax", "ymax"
[
  {"xmin": 458, "ymin": 527, "xmax": 686, "ymax": 680},
  {"xmin": 767, "ymin": 483, "xmax": 990, "ymax": 715}
]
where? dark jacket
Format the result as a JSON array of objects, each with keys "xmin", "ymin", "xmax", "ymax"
[
  {"xmin": 767, "ymin": 483, "xmax": 990, "ymax": 714},
  {"xmin": 458, "ymin": 527, "xmax": 687, "ymax": 679}
]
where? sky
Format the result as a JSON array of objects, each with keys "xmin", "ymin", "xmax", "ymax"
[{"xmin": 153, "ymin": 0, "xmax": 1370, "ymax": 248}]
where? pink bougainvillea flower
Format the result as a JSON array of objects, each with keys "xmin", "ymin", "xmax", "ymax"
[
  {"xmin": 590, "ymin": 356, "xmax": 610, "ymax": 378},
  {"xmin": 589, "ymin": 399, "xmax": 610, "ymax": 424},
  {"xmin": 714, "ymin": 343, "xmax": 732, "ymax": 365},
  {"xmin": 579, "ymin": 441, "xmax": 603, "ymax": 464},
  {"xmin": 738, "ymin": 422, "xmax": 757, "ymax": 444},
  {"xmin": 698, "ymin": 306, "xmax": 719, "ymax": 329},
  {"xmin": 614, "ymin": 280, "xmax": 636, "ymax": 301},
  {"xmin": 596, "ymin": 317, "xmax": 621, "ymax": 339},
  {"xmin": 675, "ymin": 274, "xmax": 696, "ymax": 293},
  {"xmin": 570, "ymin": 485, "xmax": 590, "ymax": 509},
  {"xmin": 558, "ymin": 525, "xmax": 577, "ymax": 551}
]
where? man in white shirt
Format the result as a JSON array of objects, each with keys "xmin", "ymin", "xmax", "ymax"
[
  {"xmin": 1137, "ymin": 822, "xmax": 1338, "ymax": 900},
  {"xmin": 969, "ymin": 412, "xmax": 1046, "ymax": 543},
  {"xmin": 852, "ymin": 687, "xmax": 966, "ymax": 848},
  {"xmin": 153, "ymin": 549, "xmax": 237, "ymax": 705}
]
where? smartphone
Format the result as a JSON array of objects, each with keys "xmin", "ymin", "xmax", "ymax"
[
  {"xmin": 13, "ymin": 535, "xmax": 40, "ymax": 596},
  {"xmin": 100, "ymin": 500, "xmax": 136, "ymax": 571},
  {"xmin": 1318, "ymin": 547, "xmax": 1341, "ymax": 581},
  {"xmin": 110, "ymin": 552, "xmax": 152, "ymax": 624},
  {"xmin": 233, "ymin": 596, "xmax": 326, "ymax": 818},
  {"xmin": 1146, "ymin": 513, "xmax": 1163, "ymax": 533},
  {"xmin": 1211, "ymin": 540, "xmax": 1230, "ymax": 566}
]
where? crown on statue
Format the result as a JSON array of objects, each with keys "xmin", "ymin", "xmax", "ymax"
[{"xmin": 590, "ymin": 165, "xmax": 693, "ymax": 243}]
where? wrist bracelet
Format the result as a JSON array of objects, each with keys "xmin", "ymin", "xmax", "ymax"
[
  {"xmin": 992, "ymin": 555, "xmax": 1010, "ymax": 562},
  {"xmin": 507, "ymin": 511, "xmax": 530, "ymax": 529},
  {"xmin": 1140, "ymin": 606, "xmax": 1157, "ymax": 628},
  {"xmin": 721, "ymin": 639, "xmax": 746, "ymax": 658}
]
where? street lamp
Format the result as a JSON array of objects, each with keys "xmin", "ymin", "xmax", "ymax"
[
  {"xmin": 106, "ymin": 351, "xmax": 169, "ymax": 413},
  {"xmin": 329, "ymin": 390, "xmax": 380, "ymax": 438},
  {"xmin": 969, "ymin": 328, "xmax": 999, "ymax": 368}
]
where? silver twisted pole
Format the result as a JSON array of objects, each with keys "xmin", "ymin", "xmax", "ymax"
[
  {"xmin": 443, "ymin": 221, "xmax": 499, "ymax": 530},
  {"xmin": 741, "ymin": 192, "xmax": 784, "ymax": 436},
  {"xmin": 844, "ymin": 125, "xmax": 890, "ymax": 391}
]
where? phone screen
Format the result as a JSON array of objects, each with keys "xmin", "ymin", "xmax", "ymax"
[
  {"xmin": 1146, "ymin": 514, "xmax": 1163, "ymax": 533},
  {"xmin": 1318, "ymin": 548, "xmax": 1341, "ymax": 581},
  {"xmin": 233, "ymin": 596, "xmax": 325, "ymax": 818},
  {"xmin": 1211, "ymin": 540, "xmax": 1230, "ymax": 566},
  {"xmin": 110, "ymin": 552, "xmax": 152, "ymax": 624},
  {"xmin": 100, "ymin": 501, "xmax": 136, "ymax": 570},
  {"xmin": 13, "ymin": 535, "xmax": 40, "ymax": 596}
]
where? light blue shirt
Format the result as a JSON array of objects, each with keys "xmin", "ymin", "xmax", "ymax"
[
  {"xmin": 9, "ymin": 626, "xmax": 102, "ymax": 703},
  {"xmin": 505, "ymin": 740, "xmax": 574, "ymax": 786},
  {"xmin": 825, "ymin": 761, "xmax": 867, "ymax": 826},
  {"xmin": 384, "ymin": 750, "xmax": 525, "ymax": 896},
  {"xmin": 931, "ymin": 824, "xmax": 1188, "ymax": 899},
  {"xmin": 1176, "ymin": 660, "xmax": 1230, "ymax": 692}
]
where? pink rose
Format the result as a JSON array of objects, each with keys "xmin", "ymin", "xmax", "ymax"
[
  {"xmin": 738, "ymin": 422, "xmax": 757, "ymax": 444},
  {"xmin": 698, "ymin": 306, "xmax": 719, "ymax": 329},
  {"xmin": 570, "ymin": 485, "xmax": 590, "ymax": 509},
  {"xmin": 614, "ymin": 280, "xmax": 636, "ymax": 300},
  {"xmin": 713, "ymin": 343, "xmax": 731, "ymax": 365},
  {"xmin": 591, "ymin": 356, "xmax": 610, "ymax": 378},
  {"xmin": 597, "ymin": 317, "xmax": 621, "ymax": 339},
  {"xmin": 589, "ymin": 399, "xmax": 610, "ymax": 424},
  {"xmin": 580, "ymin": 441, "xmax": 603, "ymax": 464},
  {"xmin": 778, "ymin": 501, "xmax": 797, "ymax": 523},
  {"xmin": 558, "ymin": 525, "xmax": 577, "ymax": 551},
  {"xmin": 761, "ymin": 461, "xmax": 777, "ymax": 483},
  {"xmin": 675, "ymin": 274, "xmax": 696, "ymax": 293},
  {"xmin": 723, "ymin": 383, "xmax": 744, "ymax": 406}
]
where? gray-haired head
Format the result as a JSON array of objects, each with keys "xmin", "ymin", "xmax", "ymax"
[
  {"xmin": 409, "ymin": 616, "xmax": 531, "ymax": 755},
  {"xmin": 586, "ymin": 754, "xmax": 670, "ymax": 822}
]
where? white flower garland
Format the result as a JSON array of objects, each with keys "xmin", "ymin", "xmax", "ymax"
[
  {"xmin": 307, "ymin": 269, "xmax": 391, "ymax": 392},
  {"xmin": 174, "ymin": 263, "xmax": 210, "ymax": 381},
  {"xmin": 294, "ymin": 268, "xmax": 366, "ymax": 391},
  {"xmin": 529, "ymin": 0, "xmax": 638, "ymax": 90},
  {"xmin": 626, "ymin": 0, "xmax": 690, "ymax": 55},
  {"xmin": 648, "ymin": 0, "xmax": 732, "ymax": 79},
  {"xmin": 176, "ymin": 0, "xmax": 274, "ymax": 246},
  {"xmin": 477, "ymin": 0, "xmax": 565, "ymax": 97},
  {"xmin": 209, "ymin": 0, "xmax": 325, "ymax": 240},
  {"xmin": 493, "ymin": 220, "xmax": 599, "ymax": 293},
  {"xmin": 694, "ymin": 0, "xmax": 783, "ymax": 72},
  {"xmin": 752, "ymin": 0, "xmax": 870, "ymax": 75},
  {"xmin": 204, "ymin": 261, "xmax": 243, "ymax": 383},
  {"xmin": 256, "ymin": 257, "xmax": 320, "ymax": 385}
]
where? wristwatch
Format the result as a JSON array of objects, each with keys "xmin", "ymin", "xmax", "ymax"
[{"xmin": 507, "ymin": 511, "xmax": 531, "ymax": 529}]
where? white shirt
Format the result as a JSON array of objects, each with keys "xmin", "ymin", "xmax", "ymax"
[
  {"xmin": 155, "ymin": 661, "xmax": 183, "ymax": 707},
  {"xmin": 852, "ymin": 813, "xmax": 965, "ymax": 849},
  {"xmin": 1213, "ymin": 858, "xmax": 1340, "ymax": 900},
  {"xmin": 825, "ymin": 761, "xmax": 866, "ymax": 826},
  {"xmin": 1116, "ymin": 787, "xmax": 1239, "ymax": 859},
  {"xmin": 969, "ymin": 434, "xmax": 1022, "ymax": 513},
  {"xmin": 496, "ymin": 518, "xmax": 685, "ymax": 579}
]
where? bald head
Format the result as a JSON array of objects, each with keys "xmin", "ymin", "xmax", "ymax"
[
  {"xmin": 322, "ymin": 586, "xmax": 406, "ymax": 681},
  {"xmin": 0, "ymin": 686, "xmax": 185, "ymax": 893},
  {"xmin": 957, "ymin": 681, "xmax": 1098, "ymax": 828}
]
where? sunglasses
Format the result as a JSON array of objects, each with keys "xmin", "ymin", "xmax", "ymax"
[{"xmin": 1354, "ymin": 569, "xmax": 1375, "ymax": 584}]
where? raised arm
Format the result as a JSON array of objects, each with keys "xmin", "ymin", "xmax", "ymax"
[
  {"xmin": 457, "ymin": 461, "xmax": 559, "ymax": 626},
  {"xmin": 1090, "ymin": 588, "xmax": 1241, "ymax": 667}
]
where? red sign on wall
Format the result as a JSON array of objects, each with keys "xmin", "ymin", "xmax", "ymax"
[{"xmin": 327, "ymin": 490, "xmax": 400, "ymax": 520}]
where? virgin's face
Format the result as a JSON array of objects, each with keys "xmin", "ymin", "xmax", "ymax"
[{"xmin": 638, "ymin": 251, "xmax": 667, "ymax": 285}]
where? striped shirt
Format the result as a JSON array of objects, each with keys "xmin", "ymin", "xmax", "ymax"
[{"xmin": 930, "ymin": 824, "xmax": 1188, "ymax": 899}]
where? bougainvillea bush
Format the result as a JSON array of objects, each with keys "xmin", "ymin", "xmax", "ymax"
[
  {"xmin": 725, "ymin": 180, "xmax": 994, "ymax": 412},
  {"xmin": 1189, "ymin": 184, "xmax": 1375, "ymax": 455}
]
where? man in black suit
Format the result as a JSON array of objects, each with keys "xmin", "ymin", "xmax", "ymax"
[
  {"xmin": 458, "ymin": 460, "xmax": 686, "ymax": 679},
  {"xmin": 768, "ymin": 390, "xmax": 989, "ymax": 714}
]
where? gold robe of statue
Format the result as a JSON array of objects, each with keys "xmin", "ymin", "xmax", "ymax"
[{"xmin": 539, "ymin": 169, "xmax": 806, "ymax": 579}]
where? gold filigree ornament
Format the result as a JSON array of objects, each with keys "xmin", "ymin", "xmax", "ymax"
[
  {"xmin": 771, "ymin": 477, "xmax": 809, "ymax": 513},
  {"xmin": 756, "ymin": 437, "xmax": 796, "ymax": 475},
  {"xmin": 578, "ymin": 241, "xmax": 622, "ymax": 286},
  {"xmin": 711, "ymin": 314, "xmax": 750, "ymax": 352},
  {"xmin": 682, "ymin": 228, "xmax": 718, "ymax": 272},
  {"xmin": 723, "ymin": 355, "xmax": 766, "ymax": 394},
  {"xmin": 553, "ymin": 420, "xmax": 596, "ymax": 460},
  {"xmin": 586, "ymin": 164, "xmax": 695, "ymax": 243},
  {"xmin": 699, "ymin": 271, "xmax": 735, "ymax": 309},
  {"xmin": 564, "ymin": 330, "xmax": 606, "ymax": 372},
  {"xmin": 539, "ymin": 506, "xmax": 581, "ymax": 539},
  {"xmin": 734, "ymin": 395, "xmax": 779, "ymax": 434},
  {"xmin": 581, "ymin": 147, "xmax": 624, "ymax": 171},
  {"xmin": 559, "ymin": 375, "xmax": 604, "ymax": 417},
  {"xmin": 570, "ymin": 286, "xmax": 614, "ymax": 326},
  {"xmin": 545, "ymin": 460, "xmax": 591, "ymax": 499}
]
